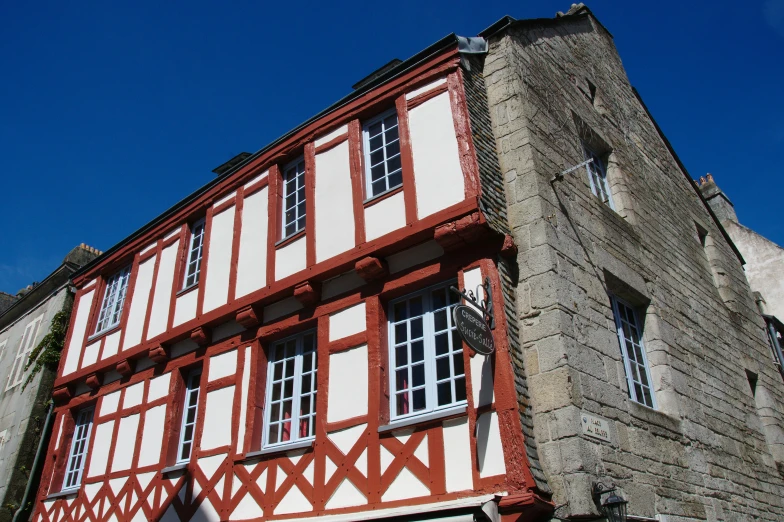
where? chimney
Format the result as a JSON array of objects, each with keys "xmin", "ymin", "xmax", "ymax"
[{"xmin": 698, "ymin": 173, "xmax": 738, "ymax": 223}]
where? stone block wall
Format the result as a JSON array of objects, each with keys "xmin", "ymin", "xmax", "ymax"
[{"xmin": 482, "ymin": 9, "xmax": 784, "ymax": 521}]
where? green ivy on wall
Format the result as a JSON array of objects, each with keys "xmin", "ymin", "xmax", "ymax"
[{"xmin": 22, "ymin": 294, "xmax": 73, "ymax": 390}]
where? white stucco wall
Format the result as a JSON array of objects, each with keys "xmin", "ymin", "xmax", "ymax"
[
  {"xmin": 365, "ymin": 192, "xmax": 406, "ymax": 241},
  {"xmin": 408, "ymin": 92, "xmax": 465, "ymax": 219},
  {"xmin": 236, "ymin": 187, "xmax": 268, "ymax": 298},
  {"xmin": 329, "ymin": 303, "xmax": 366, "ymax": 341},
  {"xmin": 203, "ymin": 206, "xmax": 236, "ymax": 313},
  {"xmin": 137, "ymin": 404, "xmax": 166, "ymax": 467},
  {"xmin": 327, "ymin": 345, "xmax": 368, "ymax": 423},
  {"xmin": 62, "ymin": 290, "xmax": 95, "ymax": 376},
  {"xmin": 200, "ymin": 386, "xmax": 235, "ymax": 450},
  {"xmin": 315, "ymin": 140, "xmax": 355, "ymax": 262},
  {"xmin": 172, "ymin": 289, "xmax": 198, "ymax": 327},
  {"xmin": 146, "ymin": 241, "xmax": 180, "ymax": 339},
  {"xmin": 121, "ymin": 255, "xmax": 156, "ymax": 350},
  {"xmin": 275, "ymin": 236, "xmax": 306, "ymax": 281},
  {"xmin": 87, "ymin": 421, "xmax": 114, "ymax": 477},
  {"xmin": 442, "ymin": 416, "xmax": 473, "ymax": 492}
]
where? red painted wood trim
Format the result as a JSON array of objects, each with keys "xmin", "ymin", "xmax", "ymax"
[
  {"xmin": 196, "ymin": 206, "xmax": 215, "ymax": 317},
  {"xmin": 243, "ymin": 175, "xmax": 269, "ymax": 197},
  {"xmin": 314, "ymin": 132, "xmax": 349, "ymax": 155},
  {"xmin": 447, "ymin": 70, "xmax": 481, "ymax": 200},
  {"xmin": 365, "ymin": 295, "xmax": 383, "ymax": 503},
  {"xmin": 428, "ymin": 423, "xmax": 447, "ymax": 495},
  {"xmin": 168, "ymin": 224, "xmax": 190, "ymax": 331},
  {"xmin": 327, "ymin": 331, "xmax": 368, "ymax": 354},
  {"xmin": 314, "ymin": 313, "xmax": 330, "ymax": 509},
  {"xmin": 83, "ymin": 276, "xmax": 106, "ymax": 345},
  {"xmin": 363, "ymin": 185, "xmax": 404, "ymax": 209},
  {"xmin": 406, "ymin": 82, "xmax": 449, "ymax": 110},
  {"xmin": 275, "ymin": 228, "xmax": 305, "ymax": 249},
  {"xmin": 347, "ymin": 119, "xmax": 367, "ymax": 246},
  {"xmin": 305, "ymin": 142, "xmax": 317, "ymax": 268},
  {"xmin": 213, "ymin": 193, "xmax": 237, "ymax": 215},
  {"xmin": 324, "ymin": 414, "xmax": 368, "ymax": 432},
  {"xmin": 266, "ymin": 165, "xmax": 280, "ymax": 285},
  {"xmin": 395, "ymin": 95, "xmax": 418, "ymax": 224},
  {"xmin": 162, "ymin": 230, "xmax": 181, "ymax": 249},
  {"xmin": 228, "ymin": 186, "xmax": 245, "ymax": 302},
  {"xmin": 140, "ymin": 240, "xmax": 163, "ymax": 344}
]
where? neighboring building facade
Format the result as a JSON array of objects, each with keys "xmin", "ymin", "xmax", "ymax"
[
  {"xmin": 30, "ymin": 5, "xmax": 784, "ymax": 522},
  {"xmin": 0, "ymin": 245, "xmax": 100, "ymax": 522}
]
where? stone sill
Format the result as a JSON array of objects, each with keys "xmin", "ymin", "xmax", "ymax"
[{"xmin": 628, "ymin": 401, "xmax": 681, "ymax": 432}]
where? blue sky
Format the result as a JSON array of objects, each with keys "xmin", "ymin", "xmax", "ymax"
[{"xmin": 1, "ymin": 0, "xmax": 782, "ymax": 293}]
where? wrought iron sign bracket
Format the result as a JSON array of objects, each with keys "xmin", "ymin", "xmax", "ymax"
[{"xmin": 450, "ymin": 276, "xmax": 495, "ymax": 330}]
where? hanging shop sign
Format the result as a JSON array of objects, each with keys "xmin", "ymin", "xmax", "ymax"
[{"xmin": 450, "ymin": 277, "xmax": 495, "ymax": 355}]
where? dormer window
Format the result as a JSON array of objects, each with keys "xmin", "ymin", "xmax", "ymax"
[
  {"xmin": 363, "ymin": 110, "xmax": 402, "ymax": 199},
  {"xmin": 282, "ymin": 157, "xmax": 306, "ymax": 238},
  {"xmin": 94, "ymin": 266, "xmax": 131, "ymax": 335}
]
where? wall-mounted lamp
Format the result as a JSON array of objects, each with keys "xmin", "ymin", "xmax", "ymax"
[{"xmin": 592, "ymin": 482, "xmax": 628, "ymax": 522}]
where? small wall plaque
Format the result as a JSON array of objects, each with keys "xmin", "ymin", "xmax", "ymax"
[{"xmin": 581, "ymin": 412, "xmax": 611, "ymax": 443}]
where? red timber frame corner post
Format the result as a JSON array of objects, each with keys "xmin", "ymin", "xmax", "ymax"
[
  {"xmin": 347, "ymin": 119, "xmax": 367, "ymax": 246},
  {"xmin": 446, "ymin": 69, "xmax": 481, "ymax": 200},
  {"xmin": 304, "ymin": 141, "xmax": 317, "ymax": 268},
  {"xmin": 395, "ymin": 95, "xmax": 418, "ymax": 225}
]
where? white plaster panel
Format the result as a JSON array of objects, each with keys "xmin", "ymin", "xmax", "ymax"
[
  {"xmin": 203, "ymin": 206, "xmax": 235, "ymax": 313},
  {"xmin": 148, "ymin": 373, "xmax": 171, "ymax": 402},
  {"xmin": 231, "ymin": 493, "xmax": 264, "ymax": 520},
  {"xmin": 365, "ymin": 191, "xmax": 406, "ymax": 241},
  {"xmin": 315, "ymin": 141, "xmax": 355, "ymax": 262},
  {"xmin": 200, "ymin": 386, "xmax": 235, "ymax": 450},
  {"xmin": 244, "ymin": 170, "xmax": 269, "ymax": 189},
  {"xmin": 315, "ymin": 124, "xmax": 348, "ymax": 147},
  {"xmin": 62, "ymin": 290, "xmax": 94, "ymax": 376},
  {"xmin": 236, "ymin": 187, "xmax": 268, "ymax": 297},
  {"xmin": 146, "ymin": 241, "xmax": 179, "ymax": 339},
  {"xmin": 442, "ymin": 416, "xmax": 473, "ymax": 492},
  {"xmin": 387, "ymin": 241, "xmax": 444, "ymax": 274},
  {"xmin": 327, "ymin": 424, "xmax": 366, "ymax": 456},
  {"xmin": 406, "ymin": 77, "xmax": 447, "ymax": 100},
  {"xmin": 275, "ymin": 236, "xmax": 306, "ymax": 281},
  {"xmin": 329, "ymin": 303, "xmax": 366, "ymax": 341},
  {"xmin": 137, "ymin": 404, "xmax": 166, "ymax": 467},
  {"xmin": 463, "ymin": 267, "xmax": 495, "ymax": 406},
  {"xmin": 327, "ymin": 345, "xmax": 368, "ymax": 423},
  {"xmin": 476, "ymin": 411, "xmax": 506, "ymax": 478},
  {"xmin": 122, "ymin": 382, "xmax": 144, "ymax": 409},
  {"xmin": 238, "ymin": 347, "xmax": 251, "ymax": 453},
  {"xmin": 100, "ymin": 390, "xmax": 121, "ymax": 416},
  {"xmin": 325, "ymin": 478, "xmax": 367, "ymax": 509},
  {"xmin": 111, "ymin": 414, "xmax": 140, "ymax": 472},
  {"xmin": 87, "ymin": 421, "xmax": 114, "ymax": 477},
  {"xmin": 81, "ymin": 340, "xmax": 100, "ymax": 368},
  {"xmin": 122, "ymin": 256, "xmax": 155, "ymax": 350},
  {"xmin": 321, "ymin": 270, "xmax": 365, "ymax": 300},
  {"xmin": 172, "ymin": 289, "xmax": 198, "ymax": 327},
  {"xmin": 102, "ymin": 331, "xmax": 121, "ymax": 359},
  {"xmin": 209, "ymin": 349, "xmax": 237, "ymax": 381},
  {"xmin": 263, "ymin": 297, "xmax": 303, "ymax": 323},
  {"xmin": 408, "ymin": 92, "xmax": 465, "ymax": 218},
  {"xmin": 381, "ymin": 466, "xmax": 429, "ymax": 502},
  {"xmin": 274, "ymin": 484, "xmax": 312, "ymax": 515}
]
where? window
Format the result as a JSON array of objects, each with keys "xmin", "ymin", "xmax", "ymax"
[
  {"xmin": 282, "ymin": 157, "xmax": 306, "ymax": 239},
  {"xmin": 583, "ymin": 144, "xmax": 614, "ymax": 209},
  {"xmin": 611, "ymin": 296, "xmax": 655, "ymax": 408},
  {"xmin": 177, "ymin": 369, "xmax": 202, "ymax": 463},
  {"xmin": 183, "ymin": 219, "xmax": 206, "ymax": 289},
  {"xmin": 263, "ymin": 331, "xmax": 317, "ymax": 448},
  {"xmin": 388, "ymin": 282, "xmax": 466, "ymax": 420},
  {"xmin": 64, "ymin": 407, "xmax": 94, "ymax": 490},
  {"xmin": 6, "ymin": 315, "xmax": 43, "ymax": 390},
  {"xmin": 94, "ymin": 266, "xmax": 131, "ymax": 335},
  {"xmin": 363, "ymin": 110, "xmax": 402, "ymax": 198}
]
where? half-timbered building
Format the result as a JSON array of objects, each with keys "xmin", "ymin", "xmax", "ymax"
[{"xmin": 33, "ymin": 28, "xmax": 549, "ymax": 522}]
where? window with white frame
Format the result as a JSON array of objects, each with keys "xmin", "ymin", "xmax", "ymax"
[
  {"xmin": 583, "ymin": 144, "xmax": 614, "ymax": 209},
  {"xmin": 263, "ymin": 331, "xmax": 317, "ymax": 448},
  {"xmin": 94, "ymin": 266, "xmax": 131, "ymax": 335},
  {"xmin": 363, "ymin": 110, "xmax": 402, "ymax": 198},
  {"xmin": 177, "ymin": 369, "xmax": 202, "ymax": 463},
  {"xmin": 282, "ymin": 157, "xmax": 306, "ymax": 239},
  {"xmin": 388, "ymin": 282, "xmax": 466, "ymax": 420},
  {"xmin": 63, "ymin": 406, "xmax": 94, "ymax": 490},
  {"xmin": 5, "ymin": 314, "xmax": 44, "ymax": 391},
  {"xmin": 183, "ymin": 219, "xmax": 206, "ymax": 289},
  {"xmin": 611, "ymin": 296, "xmax": 655, "ymax": 408}
]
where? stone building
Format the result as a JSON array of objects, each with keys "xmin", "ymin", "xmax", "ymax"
[
  {"xmin": 0, "ymin": 245, "xmax": 100, "ymax": 522},
  {"xmin": 30, "ymin": 4, "xmax": 784, "ymax": 522}
]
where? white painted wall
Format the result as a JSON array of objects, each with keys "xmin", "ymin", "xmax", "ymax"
[
  {"xmin": 148, "ymin": 373, "xmax": 171, "ymax": 401},
  {"xmin": 102, "ymin": 331, "xmax": 121, "ymax": 359},
  {"xmin": 476, "ymin": 411, "xmax": 506, "ymax": 478},
  {"xmin": 111, "ymin": 414, "xmax": 140, "ymax": 471},
  {"xmin": 275, "ymin": 236, "xmax": 306, "ymax": 281},
  {"xmin": 327, "ymin": 345, "xmax": 368, "ymax": 423},
  {"xmin": 122, "ymin": 256, "xmax": 156, "ymax": 350},
  {"xmin": 209, "ymin": 349, "xmax": 237, "ymax": 381},
  {"xmin": 315, "ymin": 141, "xmax": 355, "ymax": 262},
  {"xmin": 172, "ymin": 290, "xmax": 198, "ymax": 327},
  {"xmin": 329, "ymin": 303, "xmax": 366, "ymax": 341},
  {"xmin": 87, "ymin": 421, "xmax": 114, "ymax": 477},
  {"xmin": 122, "ymin": 382, "xmax": 144, "ymax": 409},
  {"xmin": 408, "ymin": 92, "xmax": 465, "ymax": 218},
  {"xmin": 405, "ymin": 77, "xmax": 447, "ymax": 100},
  {"xmin": 200, "ymin": 386, "xmax": 235, "ymax": 450},
  {"xmin": 203, "ymin": 206, "xmax": 236, "ymax": 313},
  {"xmin": 137, "ymin": 404, "xmax": 166, "ymax": 467},
  {"xmin": 365, "ymin": 192, "xmax": 406, "ymax": 241},
  {"xmin": 147, "ymin": 241, "xmax": 180, "ymax": 339},
  {"xmin": 236, "ymin": 187, "xmax": 268, "ymax": 298},
  {"xmin": 442, "ymin": 416, "xmax": 473, "ymax": 492},
  {"xmin": 62, "ymin": 290, "xmax": 95, "ymax": 376},
  {"xmin": 100, "ymin": 391, "xmax": 120, "ymax": 416},
  {"xmin": 81, "ymin": 341, "xmax": 100, "ymax": 368},
  {"xmin": 463, "ymin": 268, "xmax": 495, "ymax": 407}
]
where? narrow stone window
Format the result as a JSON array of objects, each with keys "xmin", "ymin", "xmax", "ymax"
[
  {"xmin": 745, "ymin": 370, "xmax": 758, "ymax": 397},
  {"xmin": 582, "ymin": 143, "xmax": 615, "ymax": 209},
  {"xmin": 610, "ymin": 296, "xmax": 656, "ymax": 408}
]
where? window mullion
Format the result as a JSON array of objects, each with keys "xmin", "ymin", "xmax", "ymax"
[{"xmin": 292, "ymin": 339, "xmax": 304, "ymax": 442}]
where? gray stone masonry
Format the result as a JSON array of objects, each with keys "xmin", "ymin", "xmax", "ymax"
[{"xmin": 481, "ymin": 7, "xmax": 784, "ymax": 521}]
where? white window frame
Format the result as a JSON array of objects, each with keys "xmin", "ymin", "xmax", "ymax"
[
  {"xmin": 5, "ymin": 314, "xmax": 44, "ymax": 391},
  {"xmin": 363, "ymin": 109, "xmax": 403, "ymax": 200},
  {"xmin": 94, "ymin": 266, "xmax": 132, "ymax": 335},
  {"xmin": 281, "ymin": 157, "xmax": 306, "ymax": 239},
  {"xmin": 611, "ymin": 296, "xmax": 656, "ymax": 409},
  {"xmin": 63, "ymin": 406, "xmax": 94, "ymax": 491},
  {"xmin": 176, "ymin": 368, "xmax": 202, "ymax": 463},
  {"xmin": 388, "ymin": 281, "xmax": 467, "ymax": 422},
  {"xmin": 583, "ymin": 144, "xmax": 615, "ymax": 209},
  {"xmin": 182, "ymin": 218, "xmax": 206, "ymax": 289},
  {"xmin": 262, "ymin": 330, "xmax": 317, "ymax": 450}
]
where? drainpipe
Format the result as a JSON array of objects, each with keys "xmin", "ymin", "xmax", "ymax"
[{"xmin": 12, "ymin": 402, "xmax": 55, "ymax": 522}]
